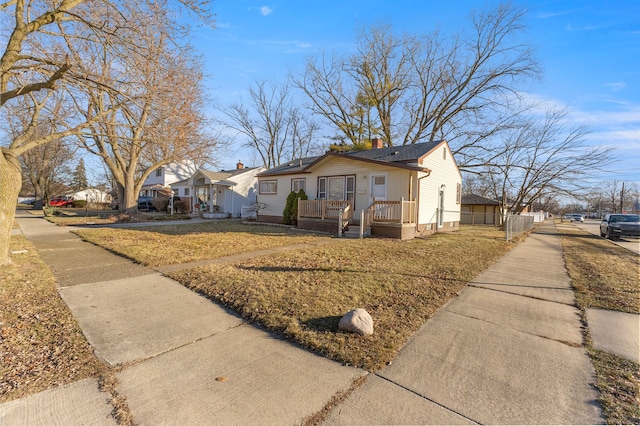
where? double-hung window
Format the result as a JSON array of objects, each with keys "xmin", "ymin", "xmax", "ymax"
[
  {"xmin": 291, "ymin": 178, "xmax": 305, "ymax": 193},
  {"xmin": 259, "ymin": 180, "xmax": 277, "ymax": 194}
]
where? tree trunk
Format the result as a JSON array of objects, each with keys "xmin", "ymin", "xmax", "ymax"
[
  {"xmin": 0, "ymin": 152, "xmax": 23, "ymax": 265},
  {"xmin": 121, "ymin": 177, "xmax": 139, "ymax": 215}
]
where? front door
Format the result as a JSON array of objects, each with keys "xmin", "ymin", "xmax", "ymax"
[{"xmin": 371, "ymin": 174, "xmax": 387, "ymax": 202}]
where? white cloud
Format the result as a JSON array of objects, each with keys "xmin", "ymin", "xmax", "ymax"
[
  {"xmin": 605, "ymin": 82, "xmax": 626, "ymax": 91},
  {"xmin": 260, "ymin": 6, "xmax": 273, "ymax": 16}
]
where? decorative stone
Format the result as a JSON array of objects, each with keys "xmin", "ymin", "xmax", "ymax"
[{"xmin": 338, "ymin": 308, "xmax": 374, "ymax": 335}]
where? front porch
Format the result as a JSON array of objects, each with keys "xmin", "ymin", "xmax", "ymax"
[{"xmin": 297, "ymin": 199, "xmax": 417, "ymax": 240}]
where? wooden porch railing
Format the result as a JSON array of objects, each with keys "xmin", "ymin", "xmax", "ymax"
[
  {"xmin": 298, "ymin": 199, "xmax": 415, "ymax": 224},
  {"xmin": 338, "ymin": 203, "xmax": 351, "ymax": 237},
  {"xmin": 372, "ymin": 198, "xmax": 416, "ymax": 224},
  {"xmin": 298, "ymin": 200, "xmax": 353, "ymax": 220}
]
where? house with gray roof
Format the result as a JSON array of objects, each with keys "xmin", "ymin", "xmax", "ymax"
[
  {"xmin": 170, "ymin": 161, "xmax": 264, "ymax": 218},
  {"xmin": 256, "ymin": 139, "xmax": 462, "ymax": 239},
  {"xmin": 461, "ymin": 194, "xmax": 503, "ymax": 225}
]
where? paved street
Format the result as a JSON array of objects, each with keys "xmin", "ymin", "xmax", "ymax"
[{"xmin": 572, "ymin": 219, "xmax": 640, "ymax": 255}]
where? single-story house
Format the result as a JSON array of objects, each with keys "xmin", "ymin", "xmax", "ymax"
[
  {"xmin": 461, "ymin": 194, "xmax": 534, "ymax": 225},
  {"xmin": 461, "ymin": 194, "xmax": 503, "ymax": 225},
  {"xmin": 256, "ymin": 139, "xmax": 462, "ymax": 239},
  {"xmin": 170, "ymin": 161, "xmax": 264, "ymax": 218},
  {"xmin": 65, "ymin": 187, "xmax": 112, "ymax": 204}
]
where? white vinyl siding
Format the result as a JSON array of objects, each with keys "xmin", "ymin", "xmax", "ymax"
[{"xmin": 418, "ymin": 143, "xmax": 462, "ymax": 225}]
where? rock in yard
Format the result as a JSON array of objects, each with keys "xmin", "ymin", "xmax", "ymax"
[{"xmin": 338, "ymin": 308, "xmax": 374, "ymax": 335}]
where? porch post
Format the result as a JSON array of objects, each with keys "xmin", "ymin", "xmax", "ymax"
[
  {"xmin": 338, "ymin": 208, "xmax": 344, "ymax": 237},
  {"xmin": 360, "ymin": 209, "xmax": 364, "ymax": 239},
  {"xmin": 400, "ymin": 197, "xmax": 404, "ymax": 224}
]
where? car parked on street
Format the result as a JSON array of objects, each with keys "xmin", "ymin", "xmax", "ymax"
[
  {"xmin": 49, "ymin": 197, "xmax": 73, "ymax": 207},
  {"xmin": 563, "ymin": 213, "xmax": 583, "ymax": 223},
  {"xmin": 600, "ymin": 214, "xmax": 640, "ymax": 240}
]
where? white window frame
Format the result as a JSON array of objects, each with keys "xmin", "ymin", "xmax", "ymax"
[
  {"xmin": 259, "ymin": 180, "xmax": 277, "ymax": 194},
  {"xmin": 317, "ymin": 175, "xmax": 355, "ymax": 201},
  {"xmin": 318, "ymin": 177, "xmax": 327, "ymax": 199},
  {"xmin": 291, "ymin": 178, "xmax": 306, "ymax": 193}
]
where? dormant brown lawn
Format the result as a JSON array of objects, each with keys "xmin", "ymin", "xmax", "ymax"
[{"xmin": 75, "ymin": 223, "xmax": 512, "ymax": 370}]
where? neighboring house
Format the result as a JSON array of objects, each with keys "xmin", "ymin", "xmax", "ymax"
[
  {"xmin": 462, "ymin": 194, "xmax": 535, "ymax": 226},
  {"xmin": 140, "ymin": 161, "xmax": 198, "ymax": 198},
  {"xmin": 65, "ymin": 187, "xmax": 112, "ymax": 204},
  {"xmin": 170, "ymin": 161, "xmax": 264, "ymax": 218},
  {"xmin": 461, "ymin": 194, "xmax": 503, "ymax": 225},
  {"xmin": 256, "ymin": 139, "xmax": 462, "ymax": 239}
]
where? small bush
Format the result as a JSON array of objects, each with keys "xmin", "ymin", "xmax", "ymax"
[
  {"xmin": 72, "ymin": 200, "xmax": 87, "ymax": 208},
  {"xmin": 282, "ymin": 189, "xmax": 308, "ymax": 225}
]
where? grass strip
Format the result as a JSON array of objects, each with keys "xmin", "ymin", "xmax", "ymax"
[
  {"xmin": 0, "ymin": 235, "xmax": 105, "ymax": 402},
  {"xmin": 560, "ymin": 225, "xmax": 640, "ymax": 424}
]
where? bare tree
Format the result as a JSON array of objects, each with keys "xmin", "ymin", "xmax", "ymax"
[
  {"xmin": 220, "ymin": 80, "xmax": 320, "ymax": 168},
  {"xmin": 21, "ymin": 138, "xmax": 74, "ymax": 208},
  {"xmin": 72, "ymin": 19, "xmax": 215, "ymax": 213},
  {"xmin": 292, "ymin": 3, "xmax": 539, "ymax": 157},
  {"xmin": 0, "ymin": 0, "xmax": 214, "ymax": 264},
  {"xmin": 478, "ymin": 108, "xmax": 613, "ymax": 213}
]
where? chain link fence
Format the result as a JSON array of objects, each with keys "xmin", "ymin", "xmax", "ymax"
[{"xmin": 505, "ymin": 213, "xmax": 535, "ymax": 241}]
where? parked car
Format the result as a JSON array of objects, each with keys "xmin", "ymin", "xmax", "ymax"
[
  {"xmin": 570, "ymin": 214, "xmax": 584, "ymax": 223},
  {"xmin": 563, "ymin": 213, "xmax": 583, "ymax": 222},
  {"xmin": 137, "ymin": 196, "xmax": 158, "ymax": 212},
  {"xmin": 600, "ymin": 214, "xmax": 640, "ymax": 240},
  {"xmin": 49, "ymin": 197, "xmax": 73, "ymax": 207}
]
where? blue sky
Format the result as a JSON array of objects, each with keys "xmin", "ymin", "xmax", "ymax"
[{"xmin": 193, "ymin": 0, "xmax": 640, "ymax": 189}]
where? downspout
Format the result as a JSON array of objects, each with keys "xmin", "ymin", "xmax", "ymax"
[{"xmin": 230, "ymin": 186, "xmax": 234, "ymax": 217}]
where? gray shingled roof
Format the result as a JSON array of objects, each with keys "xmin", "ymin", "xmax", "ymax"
[
  {"xmin": 258, "ymin": 140, "xmax": 445, "ymax": 177},
  {"xmin": 461, "ymin": 194, "xmax": 500, "ymax": 205},
  {"xmin": 345, "ymin": 140, "xmax": 444, "ymax": 162}
]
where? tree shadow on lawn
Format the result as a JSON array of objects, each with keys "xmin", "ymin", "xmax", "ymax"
[
  {"xmin": 302, "ymin": 315, "xmax": 343, "ymax": 333},
  {"xmin": 237, "ymin": 264, "xmax": 470, "ymax": 284},
  {"xmin": 115, "ymin": 221, "xmax": 313, "ymax": 237}
]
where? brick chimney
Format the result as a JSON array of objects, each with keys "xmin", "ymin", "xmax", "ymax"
[
  {"xmin": 371, "ymin": 138, "xmax": 384, "ymax": 149},
  {"xmin": 236, "ymin": 160, "xmax": 244, "ymax": 170}
]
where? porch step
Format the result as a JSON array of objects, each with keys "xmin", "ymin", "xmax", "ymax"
[{"xmin": 341, "ymin": 227, "xmax": 370, "ymax": 238}]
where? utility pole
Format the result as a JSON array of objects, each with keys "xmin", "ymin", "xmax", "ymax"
[{"xmin": 620, "ymin": 182, "xmax": 625, "ymax": 213}]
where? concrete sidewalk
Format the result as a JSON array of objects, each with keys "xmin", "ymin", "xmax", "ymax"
[
  {"xmin": 3, "ymin": 212, "xmax": 364, "ymax": 425},
  {"xmin": 325, "ymin": 221, "xmax": 604, "ymax": 425},
  {"xmin": 2, "ymin": 214, "xmax": 612, "ymax": 424}
]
